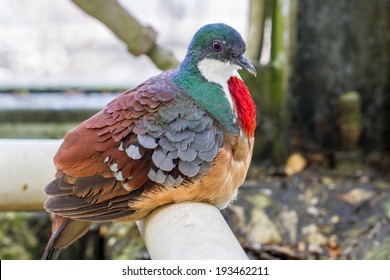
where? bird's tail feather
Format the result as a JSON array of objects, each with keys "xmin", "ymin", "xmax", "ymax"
[{"xmin": 42, "ymin": 215, "xmax": 92, "ymax": 260}]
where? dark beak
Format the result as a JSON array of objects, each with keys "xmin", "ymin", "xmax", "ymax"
[{"xmin": 233, "ymin": 55, "xmax": 257, "ymax": 77}]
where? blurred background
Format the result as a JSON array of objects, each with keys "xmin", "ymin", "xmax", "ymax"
[{"xmin": 0, "ymin": 0, "xmax": 389, "ymax": 259}]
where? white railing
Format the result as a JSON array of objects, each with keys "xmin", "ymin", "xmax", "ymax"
[
  {"xmin": 0, "ymin": 139, "xmax": 248, "ymax": 259},
  {"xmin": 0, "ymin": 139, "xmax": 60, "ymax": 211}
]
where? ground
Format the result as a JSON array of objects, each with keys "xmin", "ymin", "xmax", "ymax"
[{"xmin": 224, "ymin": 163, "xmax": 390, "ymax": 260}]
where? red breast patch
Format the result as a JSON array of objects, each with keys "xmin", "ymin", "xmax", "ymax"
[{"xmin": 227, "ymin": 76, "xmax": 256, "ymax": 137}]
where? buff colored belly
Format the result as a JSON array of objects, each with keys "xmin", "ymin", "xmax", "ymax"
[{"xmin": 124, "ymin": 134, "xmax": 254, "ymax": 221}]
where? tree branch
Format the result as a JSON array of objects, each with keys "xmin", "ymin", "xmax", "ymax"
[{"xmin": 71, "ymin": 0, "xmax": 179, "ymax": 70}]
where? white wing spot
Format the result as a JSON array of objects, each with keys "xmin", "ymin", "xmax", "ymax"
[
  {"xmin": 126, "ymin": 144, "xmax": 142, "ymax": 160},
  {"xmin": 110, "ymin": 163, "xmax": 118, "ymax": 172},
  {"xmin": 115, "ymin": 171, "xmax": 124, "ymax": 181},
  {"xmin": 122, "ymin": 182, "xmax": 132, "ymax": 191}
]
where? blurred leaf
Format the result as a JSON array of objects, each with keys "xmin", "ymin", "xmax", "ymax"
[
  {"xmin": 327, "ymin": 235, "xmax": 341, "ymax": 259},
  {"xmin": 0, "ymin": 212, "xmax": 40, "ymax": 259},
  {"xmin": 246, "ymin": 193, "xmax": 273, "ymax": 209},
  {"xmin": 338, "ymin": 188, "xmax": 375, "ymax": 205},
  {"xmin": 285, "ymin": 153, "xmax": 307, "ymax": 176},
  {"xmin": 247, "ymin": 209, "xmax": 282, "ymax": 244},
  {"xmin": 364, "ymin": 237, "xmax": 390, "ymax": 260},
  {"xmin": 382, "ymin": 197, "xmax": 390, "ymax": 220},
  {"xmin": 302, "ymin": 223, "xmax": 327, "ymax": 254}
]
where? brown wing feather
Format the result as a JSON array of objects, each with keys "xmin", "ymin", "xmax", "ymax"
[
  {"xmin": 44, "ymin": 70, "xmax": 224, "ymax": 222},
  {"xmin": 45, "ymin": 110, "xmax": 152, "ymax": 221}
]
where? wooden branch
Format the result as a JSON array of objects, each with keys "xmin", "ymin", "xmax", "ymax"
[{"xmin": 71, "ymin": 0, "xmax": 179, "ymax": 70}]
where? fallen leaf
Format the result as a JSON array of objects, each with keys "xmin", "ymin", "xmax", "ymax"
[
  {"xmin": 302, "ymin": 223, "xmax": 327, "ymax": 246},
  {"xmin": 327, "ymin": 235, "xmax": 341, "ymax": 258},
  {"xmin": 246, "ymin": 194, "xmax": 273, "ymax": 209},
  {"xmin": 301, "ymin": 223, "xmax": 328, "ymax": 254},
  {"xmin": 248, "ymin": 209, "xmax": 282, "ymax": 244},
  {"xmin": 297, "ymin": 240, "xmax": 306, "ymax": 252},
  {"xmin": 338, "ymin": 188, "xmax": 375, "ymax": 205},
  {"xmin": 285, "ymin": 153, "xmax": 307, "ymax": 176},
  {"xmin": 321, "ymin": 176, "xmax": 336, "ymax": 187},
  {"xmin": 329, "ymin": 215, "xmax": 340, "ymax": 224},
  {"xmin": 278, "ymin": 209, "xmax": 298, "ymax": 243},
  {"xmin": 308, "ymin": 243, "xmax": 323, "ymax": 254}
]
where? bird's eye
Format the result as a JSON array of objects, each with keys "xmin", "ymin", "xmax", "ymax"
[{"xmin": 212, "ymin": 40, "xmax": 222, "ymax": 52}]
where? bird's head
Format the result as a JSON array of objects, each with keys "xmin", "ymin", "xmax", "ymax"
[
  {"xmin": 175, "ymin": 23, "xmax": 256, "ymax": 136},
  {"xmin": 182, "ymin": 23, "xmax": 256, "ymax": 78}
]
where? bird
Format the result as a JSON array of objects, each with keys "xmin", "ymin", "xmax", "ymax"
[{"xmin": 42, "ymin": 23, "xmax": 257, "ymax": 260}]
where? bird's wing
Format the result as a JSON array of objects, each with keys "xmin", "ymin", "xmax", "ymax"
[{"xmin": 44, "ymin": 70, "xmax": 223, "ymax": 221}]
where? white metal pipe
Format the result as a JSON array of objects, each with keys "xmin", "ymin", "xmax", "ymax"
[
  {"xmin": 0, "ymin": 139, "xmax": 61, "ymax": 211},
  {"xmin": 138, "ymin": 202, "xmax": 249, "ymax": 260}
]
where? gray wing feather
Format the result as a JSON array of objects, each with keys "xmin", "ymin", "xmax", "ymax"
[
  {"xmin": 178, "ymin": 161, "xmax": 201, "ymax": 178},
  {"xmin": 119, "ymin": 81, "xmax": 224, "ymax": 187}
]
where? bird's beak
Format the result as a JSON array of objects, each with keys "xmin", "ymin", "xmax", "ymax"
[{"xmin": 233, "ymin": 55, "xmax": 257, "ymax": 77}]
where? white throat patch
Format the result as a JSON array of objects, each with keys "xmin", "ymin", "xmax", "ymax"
[{"xmin": 197, "ymin": 58, "xmax": 241, "ymax": 110}]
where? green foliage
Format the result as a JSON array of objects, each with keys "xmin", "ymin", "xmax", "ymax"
[
  {"xmin": 364, "ymin": 237, "xmax": 390, "ymax": 260},
  {"xmin": 0, "ymin": 212, "xmax": 147, "ymax": 260},
  {"xmin": 104, "ymin": 223, "xmax": 148, "ymax": 260},
  {"xmin": 0, "ymin": 212, "xmax": 43, "ymax": 259}
]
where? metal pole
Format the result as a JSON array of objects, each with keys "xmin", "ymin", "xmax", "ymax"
[
  {"xmin": 0, "ymin": 139, "xmax": 61, "ymax": 211},
  {"xmin": 138, "ymin": 202, "xmax": 248, "ymax": 260}
]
